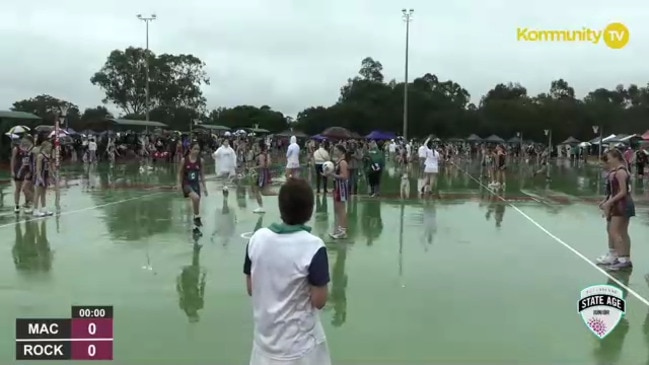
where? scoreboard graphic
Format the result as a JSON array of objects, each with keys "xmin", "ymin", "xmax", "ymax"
[{"xmin": 15, "ymin": 305, "xmax": 113, "ymax": 360}]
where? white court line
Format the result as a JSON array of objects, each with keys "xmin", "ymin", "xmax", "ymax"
[
  {"xmin": 0, "ymin": 192, "xmax": 165, "ymax": 229},
  {"xmin": 454, "ymin": 163, "xmax": 649, "ymax": 307}
]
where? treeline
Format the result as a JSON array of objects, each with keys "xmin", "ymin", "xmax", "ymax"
[{"xmin": 8, "ymin": 49, "xmax": 649, "ymax": 142}]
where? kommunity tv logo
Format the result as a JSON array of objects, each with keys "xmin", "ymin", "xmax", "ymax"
[{"xmin": 516, "ymin": 22, "xmax": 629, "ymax": 49}]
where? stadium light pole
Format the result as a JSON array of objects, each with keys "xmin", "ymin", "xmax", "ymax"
[
  {"xmin": 402, "ymin": 9, "xmax": 414, "ymax": 141},
  {"xmin": 544, "ymin": 129, "xmax": 552, "ymax": 181},
  {"xmin": 592, "ymin": 125, "xmax": 603, "ymax": 158},
  {"xmin": 137, "ymin": 13, "xmax": 156, "ymax": 132}
]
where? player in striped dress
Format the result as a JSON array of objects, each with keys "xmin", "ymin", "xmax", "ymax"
[
  {"xmin": 10, "ymin": 136, "xmax": 35, "ymax": 214},
  {"xmin": 326, "ymin": 144, "xmax": 350, "ymax": 239}
]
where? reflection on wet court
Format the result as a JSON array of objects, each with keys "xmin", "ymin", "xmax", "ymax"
[{"xmin": 1, "ymin": 160, "xmax": 649, "ymax": 363}]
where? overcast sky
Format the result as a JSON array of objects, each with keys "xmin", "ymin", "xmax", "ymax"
[{"xmin": 0, "ymin": 0, "xmax": 647, "ymax": 117}]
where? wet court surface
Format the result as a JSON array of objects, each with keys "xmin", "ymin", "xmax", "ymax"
[{"xmin": 1, "ymin": 161, "xmax": 649, "ymax": 364}]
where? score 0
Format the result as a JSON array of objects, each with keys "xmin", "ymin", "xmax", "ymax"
[{"xmin": 70, "ymin": 306, "xmax": 113, "ymax": 360}]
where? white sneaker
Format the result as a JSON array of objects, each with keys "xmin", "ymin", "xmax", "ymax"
[
  {"xmin": 596, "ymin": 253, "xmax": 617, "ymax": 265},
  {"xmin": 13, "ymin": 206, "xmax": 20, "ymax": 213},
  {"xmin": 253, "ymin": 207, "xmax": 265, "ymax": 214},
  {"xmin": 33, "ymin": 210, "xmax": 46, "ymax": 217},
  {"xmin": 329, "ymin": 229, "xmax": 347, "ymax": 239},
  {"xmin": 23, "ymin": 207, "xmax": 33, "ymax": 214}
]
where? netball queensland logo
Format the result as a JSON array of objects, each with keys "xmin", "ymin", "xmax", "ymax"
[{"xmin": 578, "ymin": 285, "xmax": 626, "ymax": 339}]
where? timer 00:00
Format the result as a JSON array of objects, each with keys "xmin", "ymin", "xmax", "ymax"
[{"xmin": 77, "ymin": 308, "xmax": 106, "ymax": 318}]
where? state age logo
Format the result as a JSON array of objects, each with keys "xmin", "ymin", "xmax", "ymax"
[{"xmin": 578, "ymin": 284, "xmax": 626, "ymax": 339}]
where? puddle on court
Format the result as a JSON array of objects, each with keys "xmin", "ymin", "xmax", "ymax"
[{"xmin": 0, "ymin": 161, "xmax": 648, "ymax": 363}]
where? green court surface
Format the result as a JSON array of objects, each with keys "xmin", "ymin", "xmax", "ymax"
[{"xmin": 1, "ymin": 161, "xmax": 648, "ymax": 364}]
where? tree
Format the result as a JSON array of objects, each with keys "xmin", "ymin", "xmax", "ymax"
[
  {"xmin": 206, "ymin": 105, "xmax": 288, "ymax": 132},
  {"xmin": 12, "ymin": 55, "xmax": 649, "ymax": 142},
  {"xmin": 293, "ymin": 56, "xmax": 649, "ymax": 142},
  {"xmin": 90, "ymin": 47, "xmax": 210, "ymax": 129},
  {"xmin": 11, "ymin": 94, "xmax": 80, "ymax": 124}
]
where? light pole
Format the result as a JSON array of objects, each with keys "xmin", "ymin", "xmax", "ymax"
[
  {"xmin": 56, "ymin": 105, "xmax": 68, "ymax": 170},
  {"xmin": 402, "ymin": 8, "xmax": 414, "ymax": 141},
  {"xmin": 137, "ymin": 13, "xmax": 156, "ymax": 130},
  {"xmin": 544, "ymin": 129, "xmax": 552, "ymax": 181},
  {"xmin": 592, "ymin": 125, "xmax": 603, "ymax": 158},
  {"xmin": 190, "ymin": 119, "xmax": 201, "ymax": 135},
  {"xmin": 398, "ymin": 200, "xmax": 405, "ymax": 288}
]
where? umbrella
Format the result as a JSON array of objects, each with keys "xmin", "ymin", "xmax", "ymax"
[
  {"xmin": 366, "ymin": 130, "xmax": 396, "ymax": 140},
  {"xmin": 276, "ymin": 130, "xmax": 308, "ymax": 138},
  {"xmin": 311, "ymin": 134, "xmax": 326, "ymax": 141},
  {"xmin": 49, "ymin": 130, "xmax": 69, "ymax": 138},
  {"xmin": 34, "ymin": 125, "xmax": 54, "ymax": 132},
  {"xmin": 321, "ymin": 127, "xmax": 351, "ymax": 139},
  {"xmin": 7, "ymin": 125, "xmax": 31, "ymax": 134}
]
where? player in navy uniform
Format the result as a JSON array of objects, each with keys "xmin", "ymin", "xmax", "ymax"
[
  {"xmin": 10, "ymin": 136, "xmax": 35, "ymax": 214},
  {"xmin": 178, "ymin": 142, "xmax": 208, "ymax": 236},
  {"xmin": 32, "ymin": 140, "xmax": 53, "ymax": 217}
]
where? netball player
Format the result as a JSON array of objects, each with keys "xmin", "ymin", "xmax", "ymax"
[
  {"xmin": 495, "ymin": 144, "xmax": 507, "ymax": 189},
  {"xmin": 10, "ymin": 136, "xmax": 34, "ymax": 213},
  {"xmin": 326, "ymin": 144, "xmax": 350, "ymax": 239},
  {"xmin": 600, "ymin": 149, "xmax": 635, "ymax": 271},
  {"xmin": 32, "ymin": 140, "xmax": 53, "ymax": 217},
  {"xmin": 252, "ymin": 141, "xmax": 271, "ymax": 214},
  {"xmin": 178, "ymin": 142, "xmax": 208, "ymax": 236},
  {"xmin": 596, "ymin": 154, "xmax": 616, "ymax": 266}
]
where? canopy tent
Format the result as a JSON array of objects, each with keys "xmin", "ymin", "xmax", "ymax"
[
  {"xmin": 446, "ymin": 137, "xmax": 464, "ymax": 142},
  {"xmin": 589, "ymin": 134, "xmax": 617, "ymax": 144},
  {"xmin": 275, "ymin": 130, "xmax": 308, "ymax": 138},
  {"xmin": 466, "ymin": 134, "xmax": 482, "ymax": 142},
  {"xmin": 107, "ymin": 118, "xmax": 167, "ymax": 128},
  {"xmin": 247, "ymin": 127, "xmax": 270, "ymax": 134},
  {"xmin": 507, "ymin": 136, "xmax": 522, "ymax": 143},
  {"xmin": 559, "ymin": 136, "xmax": 580, "ymax": 145},
  {"xmin": 0, "ymin": 110, "xmax": 41, "ymax": 122},
  {"xmin": 366, "ymin": 130, "xmax": 396, "ymax": 140},
  {"xmin": 484, "ymin": 134, "xmax": 505, "ymax": 143},
  {"xmin": 196, "ymin": 124, "xmax": 230, "ymax": 132},
  {"xmin": 642, "ymin": 130, "xmax": 649, "ymax": 140},
  {"xmin": 606, "ymin": 134, "xmax": 641, "ymax": 143}
]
